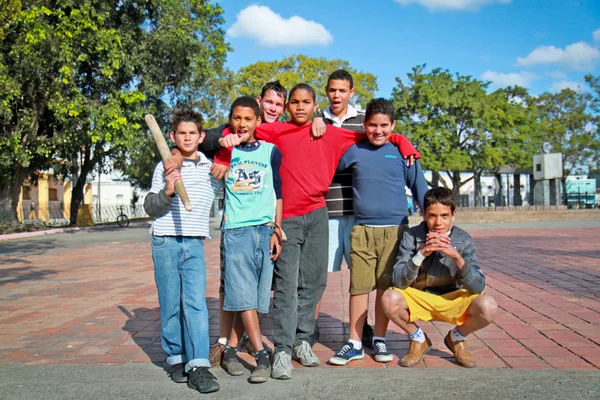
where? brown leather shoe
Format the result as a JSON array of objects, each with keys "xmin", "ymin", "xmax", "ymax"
[
  {"xmin": 209, "ymin": 342, "xmax": 225, "ymax": 367},
  {"xmin": 400, "ymin": 334, "xmax": 432, "ymax": 367},
  {"xmin": 444, "ymin": 331, "xmax": 477, "ymax": 368}
]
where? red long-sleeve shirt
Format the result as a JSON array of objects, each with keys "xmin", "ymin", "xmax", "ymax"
[{"xmin": 215, "ymin": 122, "xmax": 420, "ymax": 219}]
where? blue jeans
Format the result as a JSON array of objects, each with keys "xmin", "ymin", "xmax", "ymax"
[
  {"xmin": 223, "ymin": 225, "xmax": 274, "ymax": 314},
  {"xmin": 152, "ymin": 235, "xmax": 210, "ymax": 372},
  {"xmin": 327, "ymin": 215, "xmax": 355, "ymax": 272}
]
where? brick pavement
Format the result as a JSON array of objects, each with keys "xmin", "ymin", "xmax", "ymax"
[{"xmin": 0, "ymin": 226, "xmax": 599, "ymax": 370}]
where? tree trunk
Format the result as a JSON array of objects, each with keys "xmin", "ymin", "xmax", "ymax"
[
  {"xmin": 69, "ymin": 146, "xmax": 94, "ymax": 225},
  {"xmin": 0, "ymin": 167, "xmax": 31, "ymax": 224},
  {"xmin": 69, "ymin": 178, "xmax": 85, "ymax": 226},
  {"xmin": 474, "ymin": 172, "xmax": 482, "ymax": 207},
  {"xmin": 451, "ymin": 171, "xmax": 462, "ymax": 200},
  {"xmin": 494, "ymin": 173, "xmax": 503, "ymax": 207},
  {"xmin": 514, "ymin": 174, "xmax": 522, "ymax": 206},
  {"xmin": 431, "ymin": 172, "xmax": 439, "ymax": 187}
]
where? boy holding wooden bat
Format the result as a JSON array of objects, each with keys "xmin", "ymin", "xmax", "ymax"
[{"xmin": 143, "ymin": 109, "xmax": 222, "ymax": 394}]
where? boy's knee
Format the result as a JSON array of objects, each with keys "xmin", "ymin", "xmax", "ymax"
[
  {"xmin": 381, "ymin": 289, "xmax": 408, "ymax": 317},
  {"xmin": 475, "ymin": 295, "xmax": 498, "ymax": 323}
]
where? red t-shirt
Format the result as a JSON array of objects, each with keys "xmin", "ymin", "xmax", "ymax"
[{"xmin": 215, "ymin": 122, "xmax": 420, "ymax": 219}]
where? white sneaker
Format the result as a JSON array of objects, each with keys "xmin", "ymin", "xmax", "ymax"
[
  {"xmin": 292, "ymin": 341, "xmax": 320, "ymax": 367},
  {"xmin": 271, "ymin": 351, "xmax": 293, "ymax": 380}
]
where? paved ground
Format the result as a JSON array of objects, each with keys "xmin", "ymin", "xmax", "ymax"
[{"xmin": 1, "ymin": 220, "xmax": 600, "ymax": 397}]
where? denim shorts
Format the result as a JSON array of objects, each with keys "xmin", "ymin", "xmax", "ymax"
[{"xmin": 223, "ymin": 224, "xmax": 274, "ymax": 314}]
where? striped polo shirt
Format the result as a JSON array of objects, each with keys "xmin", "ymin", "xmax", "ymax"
[
  {"xmin": 321, "ymin": 105, "xmax": 365, "ymax": 217},
  {"xmin": 149, "ymin": 151, "xmax": 221, "ymax": 238}
]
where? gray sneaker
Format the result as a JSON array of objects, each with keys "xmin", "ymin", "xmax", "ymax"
[
  {"xmin": 292, "ymin": 341, "xmax": 320, "ymax": 367},
  {"xmin": 270, "ymin": 351, "xmax": 293, "ymax": 380}
]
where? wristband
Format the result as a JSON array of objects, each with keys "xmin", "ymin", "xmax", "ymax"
[{"xmin": 412, "ymin": 251, "xmax": 426, "ymax": 267}]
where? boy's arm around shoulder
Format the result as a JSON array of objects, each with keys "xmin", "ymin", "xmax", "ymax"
[
  {"xmin": 392, "ymin": 228, "xmax": 421, "ymax": 289},
  {"xmin": 456, "ymin": 231, "xmax": 486, "ymax": 294},
  {"xmin": 270, "ymin": 145, "xmax": 283, "ymax": 200},
  {"xmin": 144, "ymin": 162, "xmax": 173, "ymax": 218},
  {"xmin": 405, "ymin": 160, "xmax": 428, "ymax": 210},
  {"xmin": 388, "ymin": 133, "xmax": 421, "ymax": 160}
]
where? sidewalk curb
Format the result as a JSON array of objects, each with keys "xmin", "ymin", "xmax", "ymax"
[{"xmin": 0, "ymin": 220, "xmax": 152, "ymax": 242}]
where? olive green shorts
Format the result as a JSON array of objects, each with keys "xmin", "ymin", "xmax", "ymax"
[{"xmin": 349, "ymin": 225, "xmax": 408, "ymax": 295}]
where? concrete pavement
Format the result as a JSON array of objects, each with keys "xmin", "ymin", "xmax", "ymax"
[{"xmin": 1, "ymin": 364, "xmax": 599, "ymax": 399}]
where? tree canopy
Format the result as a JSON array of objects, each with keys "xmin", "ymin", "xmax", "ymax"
[
  {"xmin": 233, "ymin": 55, "xmax": 378, "ymax": 113},
  {"xmin": 0, "ymin": 0, "xmax": 231, "ymax": 222},
  {"xmin": 392, "ymin": 65, "xmax": 542, "ymax": 197}
]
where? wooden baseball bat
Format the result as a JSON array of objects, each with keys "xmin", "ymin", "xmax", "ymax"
[{"xmin": 144, "ymin": 114, "xmax": 193, "ymax": 211}]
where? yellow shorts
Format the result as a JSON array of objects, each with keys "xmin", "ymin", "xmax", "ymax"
[{"xmin": 393, "ymin": 287, "xmax": 479, "ymax": 326}]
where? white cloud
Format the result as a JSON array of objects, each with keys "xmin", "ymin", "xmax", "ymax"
[
  {"xmin": 394, "ymin": 0, "xmax": 510, "ymax": 11},
  {"xmin": 226, "ymin": 5, "xmax": 333, "ymax": 47},
  {"xmin": 551, "ymin": 80, "xmax": 584, "ymax": 92},
  {"xmin": 546, "ymin": 70, "xmax": 568, "ymax": 80},
  {"xmin": 481, "ymin": 71, "xmax": 540, "ymax": 88},
  {"xmin": 593, "ymin": 28, "xmax": 600, "ymax": 41},
  {"xmin": 517, "ymin": 42, "xmax": 600, "ymax": 71}
]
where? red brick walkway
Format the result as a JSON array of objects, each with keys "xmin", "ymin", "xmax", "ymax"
[{"xmin": 1, "ymin": 227, "xmax": 599, "ymax": 370}]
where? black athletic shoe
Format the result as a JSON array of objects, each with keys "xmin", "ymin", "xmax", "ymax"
[
  {"xmin": 309, "ymin": 323, "xmax": 320, "ymax": 346},
  {"xmin": 167, "ymin": 362, "xmax": 187, "ymax": 383},
  {"xmin": 187, "ymin": 367, "xmax": 220, "ymax": 394},
  {"xmin": 362, "ymin": 321, "xmax": 375, "ymax": 348}
]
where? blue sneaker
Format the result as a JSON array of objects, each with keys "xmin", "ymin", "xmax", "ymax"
[{"xmin": 328, "ymin": 342, "xmax": 364, "ymax": 366}]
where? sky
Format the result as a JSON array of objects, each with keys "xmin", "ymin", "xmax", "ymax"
[{"xmin": 219, "ymin": 0, "xmax": 600, "ymax": 99}]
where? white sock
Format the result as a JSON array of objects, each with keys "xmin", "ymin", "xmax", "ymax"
[
  {"xmin": 451, "ymin": 326, "xmax": 468, "ymax": 342},
  {"xmin": 372, "ymin": 336, "xmax": 386, "ymax": 344},
  {"xmin": 408, "ymin": 327, "xmax": 426, "ymax": 343},
  {"xmin": 217, "ymin": 337, "xmax": 227, "ymax": 345},
  {"xmin": 348, "ymin": 338, "xmax": 362, "ymax": 350}
]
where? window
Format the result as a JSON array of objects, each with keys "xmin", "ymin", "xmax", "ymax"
[
  {"xmin": 22, "ymin": 186, "xmax": 32, "ymax": 200},
  {"xmin": 459, "ymin": 194, "xmax": 469, "ymax": 207},
  {"xmin": 49, "ymin": 188, "xmax": 58, "ymax": 201}
]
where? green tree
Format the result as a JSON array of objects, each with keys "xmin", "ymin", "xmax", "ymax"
[
  {"xmin": 0, "ymin": 0, "xmax": 231, "ymax": 223},
  {"xmin": 392, "ymin": 65, "xmax": 541, "ymax": 200},
  {"xmin": 234, "ymin": 55, "xmax": 378, "ymax": 113},
  {"xmin": 534, "ymin": 87, "xmax": 596, "ymax": 199},
  {"xmin": 584, "ymin": 74, "xmax": 600, "ymax": 170}
]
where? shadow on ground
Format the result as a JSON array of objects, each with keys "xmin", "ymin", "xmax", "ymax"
[{"xmin": 0, "ymin": 266, "xmax": 57, "ymax": 286}]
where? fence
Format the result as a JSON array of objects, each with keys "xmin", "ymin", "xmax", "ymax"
[
  {"xmin": 91, "ymin": 203, "xmax": 148, "ymax": 224},
  {"xmin": 0, "ymin": 201, "xmax": 149, "ymax": 225}
]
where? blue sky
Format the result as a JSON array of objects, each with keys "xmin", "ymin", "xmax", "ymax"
[{"xmin": 219, "ymin": 0, "xmax": 600, "ymax": 99}]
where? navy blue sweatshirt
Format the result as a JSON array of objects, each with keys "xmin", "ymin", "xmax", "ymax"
[{"xmin": 337, "ymin": 141, "xmax": 428, "ymax": 226}]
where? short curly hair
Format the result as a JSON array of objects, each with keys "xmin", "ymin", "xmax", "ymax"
[{"xmin": 170, "ymin": 109, "xmax": 203, "ymax": 133}]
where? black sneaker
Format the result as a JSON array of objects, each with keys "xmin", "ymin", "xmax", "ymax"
[
  {"xmin": 167, "ymin": 362, "xmax": 187, "ymax": 383},
  {"xmin": 362, "ymin": 321, "xmax": 374, "ymax": 348},
  {"xmin": 309, "ymin": 323, "xmax": 320, "ymax": 346},
  {"xmin": 187, "ymin": 367, "xmax": 219, "ymax": 394},
  {"xmin": 221, "ymin": 345, "xmax": 245, "ymax": 376},
  {"xmin": 248, "ymin": 350, "xmax": 271, "ymax": 384},
  {"xmin": 372, "ymin": 339, "xmax": 393, "ymax": 363}
]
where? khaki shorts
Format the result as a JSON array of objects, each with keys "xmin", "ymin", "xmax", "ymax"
[
  {"xmin": 393, "ymin": 287, "xmax": 479, "ymax": 325},
  {"xmin": 349, "ymin": 225, "xmax": 408, "ymax": 295}
]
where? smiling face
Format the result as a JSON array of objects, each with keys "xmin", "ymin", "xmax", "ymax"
[
  {"xmin": 230, "ymin": 105, "xmax": 260, "ymax": 143},
  {"xmin": 257, "ymin": 89, "xmax": 285, "ymax": 124},
  {"xmin": 364, "ymin": 113, "xmax": 396, "ymax": 147},
  {"xmin": 326, "ymin": 79, "xmax": 354, "ymax": 118},
  {"xmin": 287, "ymin": 88, "xmax": 317, "ymax": 125},
  {"xmin": 169, "ymin": 122, "xmax": 204, "ymax": 159}
]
